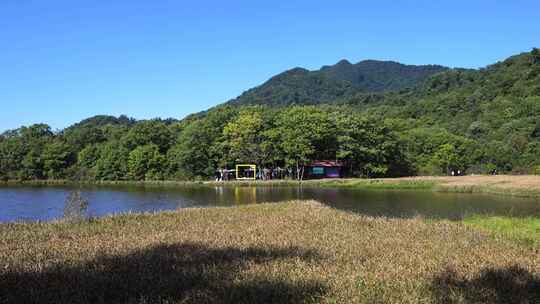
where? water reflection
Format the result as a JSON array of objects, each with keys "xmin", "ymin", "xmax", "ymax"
[{"xmin": 0, "ymin": 185, "xmax": 539, "ymax": 222}]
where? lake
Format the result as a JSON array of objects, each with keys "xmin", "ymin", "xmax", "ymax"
[{"xmin": 1, "ymin": 184, "xmax": 539, "ymax": 222}]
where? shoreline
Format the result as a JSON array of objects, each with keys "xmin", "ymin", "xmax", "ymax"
[{"xmin": 2, "ymin": 175, "xmax": 540, "ymax": 198}]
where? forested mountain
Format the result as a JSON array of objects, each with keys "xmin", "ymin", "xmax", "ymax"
[
  {"xmin": 65, "ymin": 115, "xmax": 137, "ymax": 130},
  {"xmin": 1, "ymin": 49, "xmax": 539, "ymax": 181},
  {"xmin": 320, "ymin": 59, "xmax": 448, "ymax": 92},
  {"xmin": 228, "ymin": 59, "xmax": 447, "ymax": 106},
  {"xmin": 339, "ymin": 49, "xmax": 540, "ymax": 173},
  {"xmin": 228, "ymin": 67, "xmax": 357, "ymax": 106}
]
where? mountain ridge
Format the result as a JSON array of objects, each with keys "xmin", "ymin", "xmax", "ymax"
[{"xmin": 226, "ymin": 58, "xmax": 449, "ymax": 107}]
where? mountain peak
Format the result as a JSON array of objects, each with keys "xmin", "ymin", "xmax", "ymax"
[
  {"xmin": 228, "ymin": 58, "xmax": 449, "ymax": 107},
  {"xmin": 285, "ymin": 67, "xmax": 310, "ymax": 74},
  {"xmin": 336, "ymin": 59, "xmax": 352, "ymax": 66}
]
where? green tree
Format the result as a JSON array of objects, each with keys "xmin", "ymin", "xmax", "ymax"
[
  {"xmin": 62, "ymin": 126, "xmax": 105, "ymax": 151},
  {"xmin": 336, "ymin": 114, "xmax": 406, "ymax": 177},
  {"xmin": 42, "ymin": 141, "xmax": 73, "ymax": 179},
  {"xmin": 222, "ymin": 109, "xmax": 273, "ymax": 172},
  {"xmin": 122, "ymin": 120, "xmax": 174, "ymax": 152},
  {"xmin": 20, "ymin": 148, "xmax": 43, "ymax": 180},
  {"xmin": 0, "ymin": 136, "xmax": 26, "ymax": 180},
  {"xmin": 75, "ymin": 144, "xmax": 101, "ymax": 180},
  {"xmin": 94, "ymin": 143, "xmax": 129, "ymax": 181},
  {"xmin": 431, "ymin": 144, "xmax": 460, "ymax": 175},
  {"xmin": 274, "ymin": 106, "xmax": 335, "ymax": 180},
  {"xmin": 127, "ymin": 144, "xmax": 166, "ymax": 180},
  {"xmin": 168, "ymin": 107, "xmax": 236, "ymax": 178},
  {"xmin": 20, "ymin": 124, "xmax": 53, "ymax": 140}
]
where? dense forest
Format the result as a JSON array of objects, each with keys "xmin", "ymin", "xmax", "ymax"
[{"xmin": 1, "ymin": 49, "xmax": 539, "ymax": 181}]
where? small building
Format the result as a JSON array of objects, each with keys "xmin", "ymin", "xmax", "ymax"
[
  {"xmin": 235, "ymin": 164, "xmax": 256, "ymax": 180},
  {"xmin": 305, "ymin": 160, "xmax": 344, "ymax": 179}
]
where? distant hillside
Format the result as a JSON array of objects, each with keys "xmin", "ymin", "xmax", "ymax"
[
  {"xmin": 1, "ymin": 49, "xmax": 538, "ymax": 182},
  {"xmin": 345, "ymin": 50, "xmax": 540, "ymax": 137},
  {"xmin": 320, "ymin": 59, "xmax": 448, "ymax": 92},
  {"xmin": 65, "ymin": 115, "xmax": 137, "ymax": 130},
  {"xmin": 228, "ymin": 59, "xmax": 448, "ymax": 106}
]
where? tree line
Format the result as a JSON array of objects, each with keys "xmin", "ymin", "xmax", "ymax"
[
  {"xmin": 0, "ymin": 107, "xmax": 409, "ymax": 181},
  {"xmin": 1, "ymin": 102, "xmax": 536, "ymax": 182},
  {"xmin": 1, "ymin": 49, "xmax": 539, "ymax": 181}
]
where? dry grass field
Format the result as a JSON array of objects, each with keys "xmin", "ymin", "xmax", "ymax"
[
  {"xmin": 414, "ymin": 175, "xmax": 540, "ymax": 197},
  {"xmin": 400, "ymin": 174, "xmax": 540, "ymax": 189},
  {"xmin": 1, "ymin": 201, "xmax": 538, "ymax": 303}
]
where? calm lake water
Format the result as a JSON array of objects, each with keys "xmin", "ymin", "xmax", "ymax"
[{"xmin": 0, "ymin": 185, "xmax": 539, "ymax": 222}]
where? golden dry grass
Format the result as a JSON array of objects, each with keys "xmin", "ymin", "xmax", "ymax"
[
  {"xmin": 0, "ymin": 201, "xmax": 538, "ymax": 303},
  {"xmin": 398, "ymin": 174, "xmax": 540, "ymax": 189},
  {"xmin": 428, "ymin": 175, "xmax": 540, "ymax": 197}
]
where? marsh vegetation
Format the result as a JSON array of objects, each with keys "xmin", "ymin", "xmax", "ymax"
[{"xmin": 0, "ymin": 201, "xmax": 538, "ymax": 303}]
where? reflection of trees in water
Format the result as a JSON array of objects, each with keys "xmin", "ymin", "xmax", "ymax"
[
  {"xmin": 301, "ymin": 189, "xmax": 540, "ymax": 219},
  {"xmin": 234, "ymin": 187, "xmax": 257, "ymax": 204},
  {"xmin": 179, "ymin": 187, "xmax": 540, "ymax": 219},
  {"xmin": 39, "ymin": 186, "xmax": 540, "ymax": 220},
  {"xmin": 209, "ymin": 186, "xmax": 303, "ymax": 205}
]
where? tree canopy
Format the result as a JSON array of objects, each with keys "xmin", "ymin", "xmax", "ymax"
[{"xmin": 0, "ymin": 49, "xmax": 538, "ymax": 181}]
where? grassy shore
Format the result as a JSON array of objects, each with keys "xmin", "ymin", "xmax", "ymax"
[
  {"xmin": 303, "ymin": 175, "xmax": 540, "ymax": 198},
  {"xmin": 463, "ymin": 215, "xmax": 540, "ymax": 248},
  {"xmin": 1, "ymin": 201, "xmax": 538, "ymax": 304},
  {"xmin": 3, "ymin": 175, "xmax": 540, "ymax": 198}
]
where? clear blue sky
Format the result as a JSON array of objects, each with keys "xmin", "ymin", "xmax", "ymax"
[{"xmin": 1, "ymin": 1, "xmax": 538, "ymax": 132}]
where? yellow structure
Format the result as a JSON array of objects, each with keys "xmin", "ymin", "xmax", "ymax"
[{"xmin": 235, "ymin": 164, "xmax": 256, "ymax": 180}]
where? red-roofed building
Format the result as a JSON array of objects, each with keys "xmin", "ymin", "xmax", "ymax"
[{"xmin": 306, "ymin": 160, "xmax": 344, "ymax": 179}]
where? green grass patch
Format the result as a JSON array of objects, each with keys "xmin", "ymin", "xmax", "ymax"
[
  {"xmin": 205, "ymin": 178, "xmax": 439, "ymax": 191},
  {"xmin": 463, "ymin": 215, "xmax": 540, "ymax": 247},
  {"xmin": 319, "ymin": 179, "xmax": 437, "ymax": 190},
  {"xmin": 436, "ymin": 184, "xmax": 540, "ymax": 198}
]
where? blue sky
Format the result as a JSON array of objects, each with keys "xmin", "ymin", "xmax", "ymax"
[{"xmin": 1, "ymin": 1, "xmax": 538, "ymax": 132}]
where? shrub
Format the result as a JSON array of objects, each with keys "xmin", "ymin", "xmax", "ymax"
[{"xmin": 63, "ymin": 190, "xmax": 89, "ymax": 222}]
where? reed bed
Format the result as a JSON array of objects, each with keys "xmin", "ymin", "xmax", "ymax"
[{"xmin": 1, "ymin": 201, "xmax": 538, "ymax": 303}]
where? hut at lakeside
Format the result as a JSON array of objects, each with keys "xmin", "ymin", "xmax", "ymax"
[{"xmin": 305, "ymin": 160, "xmax": 344, "ymax": 179}]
